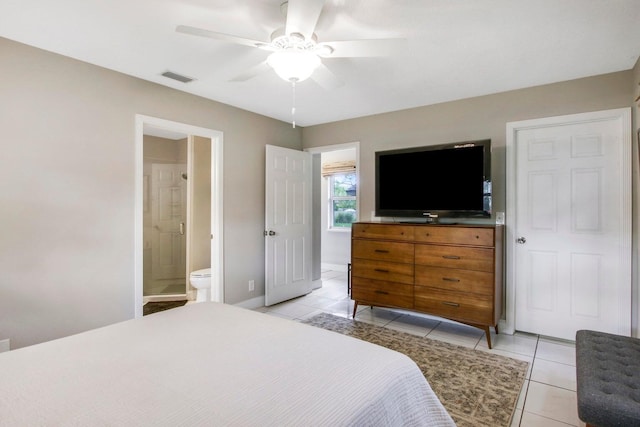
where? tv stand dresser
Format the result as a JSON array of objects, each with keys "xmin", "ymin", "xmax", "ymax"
[{"xmin": 351, "ymin": 222, "xmax": 503, "ymax": 348}]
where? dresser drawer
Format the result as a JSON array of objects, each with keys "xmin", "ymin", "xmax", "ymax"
[
  {"xmin": 415, "ymin": 266, "xmax": 494, "ymax": 294},
  {"xmin": 414, "ymin": 226, "xmax": 494, "ymax": 246},
  {"xmin": 415, "ymin": 244, "xmax": 494, "ymax": 271},
  {"xmin": 351, "ymin": 277, "xmax": 413, "ymax": 309},
  {"xmin": 351, "ymin": 259, "xmax": 414, "ymax": 285},
  {"xmin": 352, "ymin": 223, "xmax": 414, "ymax": 242},
  {"xmin": 414, "ymin": 288, "xmax": 494, "ymax": 324},
  {"xmin": 352, "ymin": 239, "xmax": 414, "ymax": 263}
]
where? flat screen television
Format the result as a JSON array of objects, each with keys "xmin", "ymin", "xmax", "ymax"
[{"xmin": 375, "ymin": 139, "xmax": 491, "ymax": 219}]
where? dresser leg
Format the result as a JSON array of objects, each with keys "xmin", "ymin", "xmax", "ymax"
[
  {"xmin": 484, "ymin": 326, "xmax": 492, "ymax": 349},
  {"xmin": 494, "ymin": 323, "xmax": 499, "ymax": 335},
  {"xmin": 352, "ymin": 302, "xmax": 358, "ymax": 318}
]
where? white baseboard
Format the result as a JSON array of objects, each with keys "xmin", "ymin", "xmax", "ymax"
[
  {"xmin": 499, "ymin": 319, "xmax": 514, "ymax": 335},
  {"xmin": 321, "ymin": 262, "xmax": 349, "ymax": 272},
  {"xmin": 0, "ymin": 339, "xmax": 10, "ymax": 353},
  {"xmin": 234, "ymin": 296, "xmax": 265, "ymax": 310}
]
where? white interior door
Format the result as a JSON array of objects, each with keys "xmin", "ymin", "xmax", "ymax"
[
  {"xmin": 507, "ymin": 109, "xmax": 631, "ymax": 340},
  {"xmin": 151, "ymin": 163, "xmax": 187, "ymax": 282},
  {"xmin": 265, "ymin": 145, "xmax": 312, "ymax": 306}
]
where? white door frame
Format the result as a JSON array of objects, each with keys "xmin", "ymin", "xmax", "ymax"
[
  {"xmin": 134, "ymin": 115, "xmax": 224, "ymax": 318},
  {"xmin": 305, "ymin": 141, "xmax": 361, "ymax": 220},
  {"xmin": 305, "ymin": 142, "xmax": 360, "ymax": 281},
  {"xmin": 504, "ymin": 108, "xmax": 632, "ymax": 335}
]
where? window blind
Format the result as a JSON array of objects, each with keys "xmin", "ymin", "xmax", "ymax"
[{"xmin": 321, "ymin": 160, "xmax": 356, "ymax": 177}]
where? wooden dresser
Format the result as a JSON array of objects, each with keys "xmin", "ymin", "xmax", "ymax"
[{"xmin": 351, "ymin": 222, "xmax": 503, "ymax": 348}]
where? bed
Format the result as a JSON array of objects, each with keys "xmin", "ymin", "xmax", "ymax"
[{"xmin": 0, "ymin": 302, "xmax": 454, "ymax": 426}]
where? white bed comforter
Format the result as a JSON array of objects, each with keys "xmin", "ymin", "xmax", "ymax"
[{"xmin": 0, "ymin": 302, "xmax": 455, "ymax": 426}]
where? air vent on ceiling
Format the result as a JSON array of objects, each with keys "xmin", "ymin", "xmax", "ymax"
[{"xmin": 161, "ymin": 71, "xmax": 195, "ymax": 83}]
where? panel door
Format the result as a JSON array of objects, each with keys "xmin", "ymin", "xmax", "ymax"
[
  {"xmin": 265, "ymin": 145, "xmax": 312, "ymax": 306},
  {"xmin": 513, "ymin": 114, "xmax": 631, "ymax": 339}
]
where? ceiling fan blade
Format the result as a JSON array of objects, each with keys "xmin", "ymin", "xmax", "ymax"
[
  {"xmin": 228, "ymin": 61, "xmax": 272, "ymax": 82},
  {"xmin": 310, "ymin": 63, "xmax": 343, "ymax": 90},
  {"xmin": 176, "ymin": 25, "xmax": 267, "ymax": 49},
  {"xmin": 285, "ymin": 0, "xmax": 325, "ymax": 41},
  {"xmin": 319, "ymin": 38, "xmax": 407, "ymax": 58}
]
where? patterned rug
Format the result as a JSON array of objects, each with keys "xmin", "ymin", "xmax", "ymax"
[{"xmin": 303, "ymin": 313, "xmax": 528, "ymax": 427}]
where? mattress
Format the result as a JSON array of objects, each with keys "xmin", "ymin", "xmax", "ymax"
[{"xmin": 0, "ymin": 302, "xmax": 454, "ymax": 426}]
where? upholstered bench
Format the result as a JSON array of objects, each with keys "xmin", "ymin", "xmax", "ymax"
[{"xmin": 576, "ymin": 330, "xmax": 640, "ymax": 427}]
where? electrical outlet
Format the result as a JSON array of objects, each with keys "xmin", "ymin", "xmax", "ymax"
[{"xmin": 248, "ymin": 280, "xmax": 255, "ymax": 292}]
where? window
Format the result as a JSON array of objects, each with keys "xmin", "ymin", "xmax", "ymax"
[{"xmin": 329, "ymin": 172, "xmax": 357, "ymax": 229}]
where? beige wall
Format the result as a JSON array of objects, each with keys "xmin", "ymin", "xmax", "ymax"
[
  {"xmin": 303, "ymin": 69, "xmax": 639, "ymax": 335},
  {"xmin": 2, "ymin": 33, "xmax": 638, "ymax": 348},
  {"xmin": 0, "ymin": 37, "xmax": 301, "ymax": 348},
  {"xmin": 144, "ymin": 135, "xmax": 187, "ymax": 164},
  {"xmin": 303, "ymin": 71, "xmax": 632, "ymax": 218}
]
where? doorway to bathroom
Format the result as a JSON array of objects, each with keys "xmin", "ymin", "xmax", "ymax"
[
  {"xmin": 134, "ymin": 115, "xmax": 224, "ymax": 318},
  {"xmin": 143, "ymin": 138, "xmax": 188, "ymax": 299}
]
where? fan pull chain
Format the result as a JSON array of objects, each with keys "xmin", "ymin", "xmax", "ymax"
[{"xmin": 291, "ymin": 81, "xmax": 296, "ymax": 128}]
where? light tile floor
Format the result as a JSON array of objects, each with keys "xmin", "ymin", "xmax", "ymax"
[{"xmin": 254, "ymin": 270, "xmax": 586, "ymax": 427}]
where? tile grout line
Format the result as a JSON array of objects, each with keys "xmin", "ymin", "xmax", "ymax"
[{"xmin": 517, "ymin": 336, "xmax": 539, "ymax": 427}]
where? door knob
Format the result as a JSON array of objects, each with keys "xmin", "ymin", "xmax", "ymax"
[
  {"xmin": 516, "ymin": 236, "xmax": 526, "ymax": 244},
  {"xmin": 264, "ymin": 230, "xmax": 276, "ymax": 236}
]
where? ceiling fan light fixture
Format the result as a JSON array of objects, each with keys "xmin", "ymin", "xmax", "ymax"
[{"xmin": 267, "ymin": 50, "xmax": 320, "ymax": 82}]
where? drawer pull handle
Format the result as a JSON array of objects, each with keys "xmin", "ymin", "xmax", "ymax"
[
  {"xmin": 374, "ymin": 249, "xmax": 390, "ymax": 253},
  {"xmin": 442, "ymin": 301, "xmax": 460, "ymax": 307},
  {"xmin": 375, "ymin": 290, "xmax": 389, "ymax": 295},
  {"xmin": 443, "ymin": 255, "xmax": 461, "ymax": 260},
  {"xmin": 442, "ymin": 277, "xmax": 460, "ymax": 282},
  {"xmin": 374, "ymin": 269, "xmax": 389, "ymax": 273}
]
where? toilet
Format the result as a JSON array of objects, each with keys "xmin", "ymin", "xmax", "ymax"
[{"xmin": 189, "ymin": 268, "xmax": 211, "ymax": 302}]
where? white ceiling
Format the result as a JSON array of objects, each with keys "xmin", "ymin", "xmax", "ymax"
[{"xmin": 2, "ymin": 0, "xmax": 639, "ymax": 127}]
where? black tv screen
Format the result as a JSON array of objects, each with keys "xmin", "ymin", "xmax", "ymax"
[{"xmin": 375, "ymin": 140, "xmax": 491, "ymax": 218}]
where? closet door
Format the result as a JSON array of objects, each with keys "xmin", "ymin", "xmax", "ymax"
[{"xmin": 507, "ymin": 108, "xmax": 631, "ymax": 340}]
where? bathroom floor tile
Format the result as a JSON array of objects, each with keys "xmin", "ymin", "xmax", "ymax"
[
  {"xmin": 524, "ymin": 381, "xmax": 580, "ymax": 426},
  {"xmin": 516, "ymin": 379, "xmax": 529, "ymax": 410},
  {"xmin": 477, "ymin": 330, "xmax": 538, "ymax": 357},
  {"xmin": 265, "ymin": 300, "xmax": 320, "ymax": 319},
  {"xmin": 520, "ymin": 411, "xmax": 581, "ymax": 427},
  {"xmin": 536, "ymin": 338, "xmax": 576, "ymax": 366},
  {"xmin": 297, "ymin": 294, "xmax": 340, "ymax": 310},
  {"xmin": 531, "ymin": 358, "xmax": 576, "ymax": 391},
  {"xmin": 510, "ymin": 408, "xmax": 523, "ymax": 427},
  {"xmin": 323, "ymin": 299, "xmax": 357, "ymax": 318},
  {"xmin": 385, "ymin": 314, "xmax": 440, "ymax": 336},
  {"xmin": 354, "ymin": 307, "xmax": 402, "ymax": 326},
  {"xmin": 426, "ymin": 321, "xmax": 484, "ymax": 348}
]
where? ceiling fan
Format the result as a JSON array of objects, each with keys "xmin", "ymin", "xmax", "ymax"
[{"xmin": 176, "ymin": 0, "xmax": 406, "ymax": 89}]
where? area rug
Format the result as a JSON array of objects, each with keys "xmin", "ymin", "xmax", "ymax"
[
  {"xmin": 303, "ymin": 313, "xmax": 528, "ymax": 427},
  {"xmin": 143, "ymin": 300, "xmax": 188, "ymax": 316}
]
